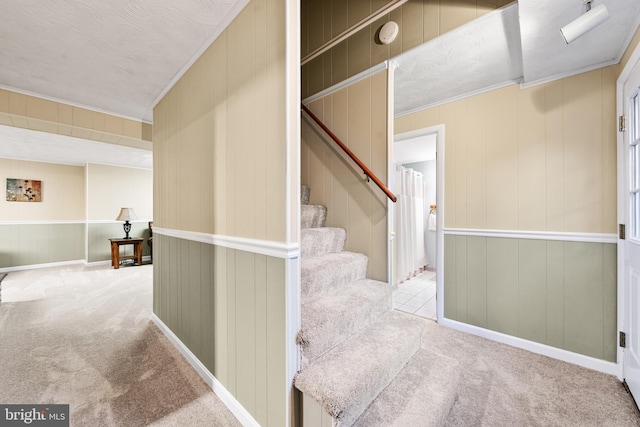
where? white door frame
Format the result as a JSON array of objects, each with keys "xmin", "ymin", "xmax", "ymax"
[
  {"xmin": 616, "ymin": 41, "xmax": 640, "ymax": 381},
  {"xmin": 389, "ymin": 124, "xmax": 445, "ymax": 322}
]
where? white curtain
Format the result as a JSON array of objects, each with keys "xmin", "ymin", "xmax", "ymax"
[{"xmin": 395, "ymin": 165, "xmax": 427, "ymax": 284}]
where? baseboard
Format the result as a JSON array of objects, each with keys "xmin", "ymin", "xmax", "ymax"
[
  {"xmin": 151, "ymin": 314, "xmax": 260, "ymax": 427},
  {"xmin": 439, "ymin": 318, "xmax": 620, "ymax": 377},
  {"xmin": 0, "ymin": 259, "xmax": 86, "ymax": 274}
]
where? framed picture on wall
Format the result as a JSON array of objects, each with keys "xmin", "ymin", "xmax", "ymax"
[{"xmin": 6, "ymin": 178, "xmax": 42, "ymax": 202}]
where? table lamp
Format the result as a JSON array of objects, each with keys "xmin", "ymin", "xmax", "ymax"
[{"xmin": 116, "ymin": 208, "xmax": 138, "ymax": 239}]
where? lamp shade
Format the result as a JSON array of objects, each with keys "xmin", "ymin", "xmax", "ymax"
[{"xmin": 116, "ymin": 208, "xmax": 138, "ymax": 222}]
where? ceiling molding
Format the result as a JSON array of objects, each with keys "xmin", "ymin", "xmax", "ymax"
[{"xmin": 150, "ymin": 0, "xmax": 251, "ymax": 111}]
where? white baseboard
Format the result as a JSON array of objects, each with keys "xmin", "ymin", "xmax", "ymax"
[
  {"xmin": 1, "ymin": 256, "xmax": 152, "ymax": 273},
  {"xmin": 0, "ymin": 259, "xmax": 86, "ymax": 274},
  {"xmin": 151, "ymin": 314, "xmax": 260, "ymax": 427},
  {"xmin": 439, "ymin": 318, "xmax": 621, "ymax": 377}
]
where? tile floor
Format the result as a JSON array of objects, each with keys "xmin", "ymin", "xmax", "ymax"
[{"xmin": 393, "ymin": 270, "xmax": 437, "ymax": 320}]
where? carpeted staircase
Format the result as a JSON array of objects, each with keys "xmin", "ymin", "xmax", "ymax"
[{"xmin": 295, "ymin": 186, "xmax": 460, "ymax": 426}]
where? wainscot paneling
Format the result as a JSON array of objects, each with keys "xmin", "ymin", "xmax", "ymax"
[
  {"xmin": 444, "ymin": 234, "xmax": 617, "ymax": 362},
  {"xmin": 0, "ymin": 223, "xmax": 85, "ymax": 268},
  {"xmin": 153, "ymin": 234, "xmax": 286, "ymax": 426}
]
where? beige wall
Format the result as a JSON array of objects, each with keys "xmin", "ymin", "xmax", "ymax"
[
  {"xmin": 0, "ymin": 89, "xmax": 151, "ymax": 150},
  {"xmin": 86, "ymin": 163, "xmax": 153, "ymax": 262},
  {"xmin": 396, "ymin": 66, "xmax": 618, "ymax": 234},
  {"xmin": 395, "ymin": 65, "xmax": 619, "ymax": 361},
  {"xmin": 87, "ymin": 163, "xmax": 153, "ymax": 221},
  {"xmin": 154, "ymin": 0, "xmax": 287, "ymax": 242},
  {"xmin": 301, "ymin": 0, "xmax": 509, "ymax": 98},
  {"xmin": 301, "ymin": 70, "xmax": 389, "ymax": 281},
  {"xmin": 0, "ymin": 158, "xmax": 85, "ymax": 222},
  {"xmin": 0, "ymin": 89, "xmax": 153, "ymax": 268},
  {"xmin": 0, "ymin": 158, "xmax": 152, "ymax": 267},
  {"xmin": 153, "ymin": 0, "xmax": 295, "ymax": 425}
]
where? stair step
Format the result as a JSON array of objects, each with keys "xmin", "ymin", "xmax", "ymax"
[
  {"xmin": 353, "ymin": 346, "xmax": 460, "ymax": 426},
  {"xmin": 295, "ymin": 311, "xmax": 425, "ymax": 427},
  {"xmin": 301, "ymin": 204, "xmax": 327, "ymax": 229},
  {"xmin": 301, "ymin": 228, "xmax": 346, "ymax": 258},
  {"xmin": 298, "ymin": 278, "xmax": 391, "ymax": 368},
  {"xmin": 301, "ymin": 251, "xmax": 368, "ymax": 300},
  {"xmin": 301, "ymin": 185, "xmax": 310, "ymax": 205}
]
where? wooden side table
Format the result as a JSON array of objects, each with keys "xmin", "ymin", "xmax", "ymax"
[{"xmin": 109, "ymin": 238, "xmax": 144, "ymax": 269}]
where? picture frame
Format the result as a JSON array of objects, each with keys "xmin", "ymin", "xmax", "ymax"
[{"xmin": 6, "ymin": 178, "xmax": 42, "ymax": 202}]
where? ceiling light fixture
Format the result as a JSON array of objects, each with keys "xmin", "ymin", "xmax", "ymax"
[{"xmin": 561, "ymin": 1, "xmax": 610, "ymax": 44}]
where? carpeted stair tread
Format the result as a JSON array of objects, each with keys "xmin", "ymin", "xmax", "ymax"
[
  {"xmin": 301, "ymin": 185, "xmax": 310, "ymax": 205},
  {"xmin": 301, "ymin": 251, "xmax": 368, "ymax": 300},
  {"xmin": 301, "ymin": 204, "xmax": 327, "ymax": 229},
  {"xmin": 295, "ymin": 310, "xmax": 425, "ymax": 427},
  {"xmin": 301, "ymin": 227, "xmax": 346, "ymax": 258},
  {"xmin": 298, "ymin": 278, "xmax": 391, "ymax": 368},
  {"xmin": 353, "ymin": 345, "xmax": 460, "ymax": 427}
]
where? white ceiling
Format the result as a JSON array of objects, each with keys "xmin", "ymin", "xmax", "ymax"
[
  {"xmin": 394, "ymin": 0, "xmax": 640, "ymax": 116},
  {"xmin": 0, "ymin": 0, "xmax": 247, "ymax": 123},
  {"xmin": 394, "ymin": 4, "xmax": 523, "ymax": 117},
  {"xmin": 0, "ymin": 124, "xmax": 152, "ymax": 169}
]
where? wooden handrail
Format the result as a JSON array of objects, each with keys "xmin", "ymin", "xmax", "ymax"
[{"xmin": 302, "ymin": 104, "xmax": 397, "ymax": 203}]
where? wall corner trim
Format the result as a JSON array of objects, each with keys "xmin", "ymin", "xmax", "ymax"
[
  {"xmin": 153, "ymin": 227, "xmax": 300, "ymax": 259},
  {"xmin": 151, "ymin": 314, "xmax": 260, "ymax": 427},
  {"xmin": 439, "ymin": 318, "xmax": 621, "ymax": 377}
]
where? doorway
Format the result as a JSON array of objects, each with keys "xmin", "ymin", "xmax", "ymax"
[{"xmin": 390, "ymin": 125, "xmax": 444, "ymax": 321}]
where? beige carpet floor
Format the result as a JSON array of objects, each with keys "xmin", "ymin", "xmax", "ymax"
[
  {"xmin": 1, "ymin": 264, "xmax": 639, "ymax": 426},
  {"xmin": 420, "ymin": 319, "xmax": 640, "ymax": 426},
  {"xmin": 0, "ymin": 264, "xmax": 241, "ymax": 427}
]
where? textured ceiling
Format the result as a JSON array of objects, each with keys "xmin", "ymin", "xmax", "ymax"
[
  {"xmin": 394, "ymin": 4, "xmax": 523, "ymax": 117},
  {"xmin": 0, "ymin": 0, "xmax": 246, "ymax": 123},
  {"xmin": 0, "ymin": 124, "xmax": 152, "ymax": 170},
  {"xmin": 394, "ymin": 0, "xmax": 640, "ymax": 116},
  {"xmin": 0, "ymin": 0, "xmax": 246, "ymax": 168},
  {"xmin": 519, "ymin": 0, "xmax": 640, "ymax": 85}
]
